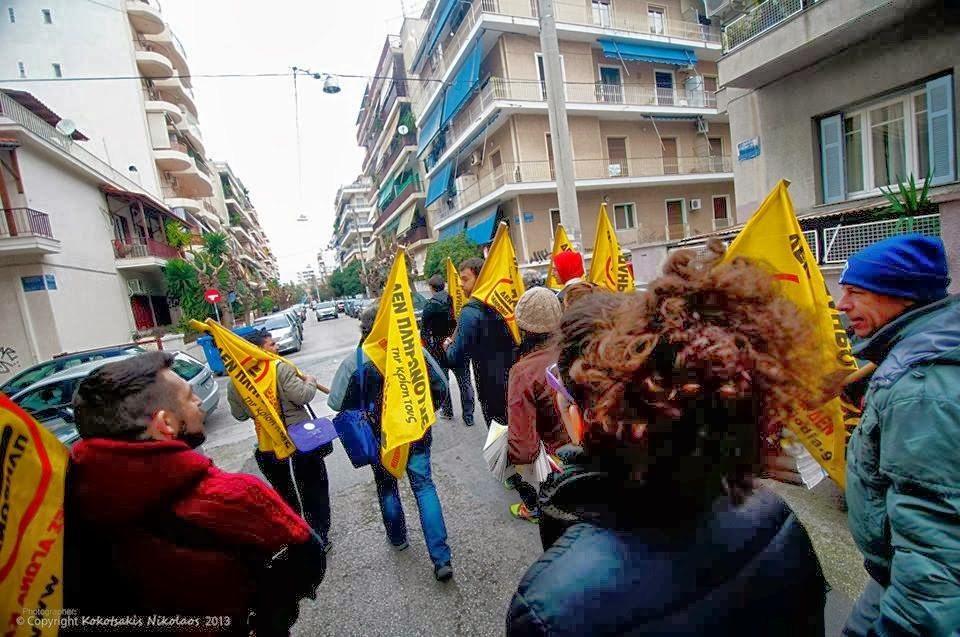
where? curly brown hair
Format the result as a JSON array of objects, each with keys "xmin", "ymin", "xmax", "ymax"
[{"xmin": 556, "ymin": 240, "xmax": 821, "ymax": 507}]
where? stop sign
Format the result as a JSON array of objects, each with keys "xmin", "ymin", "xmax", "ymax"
[{"xmin": 204, "ymin": 288, "xmax": 222, "ymax": 304}]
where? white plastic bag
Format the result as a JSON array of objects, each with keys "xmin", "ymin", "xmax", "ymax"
[
  {"xmin": 517, "ymin": 441, "xmax": 561, "ymax": 488},
  {"xmin": 482, "ymin": 420, "xmax": 510, "ymax": 482}
]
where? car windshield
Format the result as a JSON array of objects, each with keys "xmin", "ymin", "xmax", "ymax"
[
  {"xmin": 319, "ymin": 302, "xmax": 335, "ymax": 308},
  {"xmin": 171, "ymin": 355, "xmax": 204, "ymax": 381},
  {"xmin": 262, "ymin": 316, "xmax": 290, "ymax": 330},
  {"xmin": 0, "ymin": 346, "xmax": 146, "ymax": 394}
]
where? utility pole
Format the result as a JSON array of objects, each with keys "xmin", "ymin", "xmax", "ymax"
[{"xmin": 537, "ymin": 0, "xmax": 582, "ymax": 252}]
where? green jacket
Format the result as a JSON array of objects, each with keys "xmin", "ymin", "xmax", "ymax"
[{"xmin": 846, "ymin": 295, "xmax": 960, "ymax": 636}]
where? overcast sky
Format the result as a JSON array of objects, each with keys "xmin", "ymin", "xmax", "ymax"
[{"xmin": 161, "ymin": 0, "xmax": 414, "ymax": 282}]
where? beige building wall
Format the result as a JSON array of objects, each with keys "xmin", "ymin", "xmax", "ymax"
[{"xmin": 724, "ymin": 13, "xmax": 960, "ymax": 219}]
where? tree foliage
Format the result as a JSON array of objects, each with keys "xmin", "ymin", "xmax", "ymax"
[
  {"xmin": 329, "ymin": 260, "xmax": 364, "ymax": 297},
  {"xmin": 423, "ymin": 234, "xmax": 483, "ymax": 280}
]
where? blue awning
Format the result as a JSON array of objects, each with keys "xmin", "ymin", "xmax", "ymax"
[
  {"xmin": 417, "ymin": 102, "xmax": 443, "ymax": 157},
  {"xmin": 598, "ymin": 39, "xmax": 697, "ymax": 66},
  {"xmin": 438, "ymin": 220, "xmax": 466, "ymax": 241},
  {"xmin": 425, "ymin": 160, "xmax": 454, "ymax": 207},
  {"xmin": 464, "ymin": 205, "xmax": 499, "ymax": 246},
  {"xmin": 441, "ymin": 40, "xmax": 483, "ymax": 126},
  {"xmin": 411, "ymin": 0, "xmax": 459, "ymax": 71}
]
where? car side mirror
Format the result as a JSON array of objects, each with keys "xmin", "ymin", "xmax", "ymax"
[{"xmin": 58, "ymin": 406, "xmax": 75, "ymax": 423}]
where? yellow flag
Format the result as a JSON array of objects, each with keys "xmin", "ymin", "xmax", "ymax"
[
  {"xmin": 470, "ymin": 222, "xmax": 525, "ymax": 344},
  {"xmin": 362, "ymin": 250, "xmax": 435, "ymax": 479},
  {"xmin": 190, "ymin": 319, "xmax": 298, "ymax": 460},
  {"xmin": 722, "ymin": 180, "xmax": 858, "ymax": 488},
  {"xmin": 0, "ymin": 394, "xmax": 68, "ymax": 636},
  {"xmin": 446, "ymin": 257, "xmax": 466, "ymax": 318},
  {"xmin": 545, "ymin": 224, "xmax": 573, "ymax": 290},
  {"xmin": 588, "ymin": 204, "xmax": 635, "ymax": 292}
]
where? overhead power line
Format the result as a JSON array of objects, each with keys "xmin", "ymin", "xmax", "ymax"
[{"xmin": 0, "ymin": 71, "xmax": 449, "ymax": 85}]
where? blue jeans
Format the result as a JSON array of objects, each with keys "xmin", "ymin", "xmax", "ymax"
[
  {"xmin": 371, "ymin": 431, "xmax": 452, "ymax": 568},
  {"xmin": 440, "ymin": 364, "xmax": 475, "ymax": 423}
]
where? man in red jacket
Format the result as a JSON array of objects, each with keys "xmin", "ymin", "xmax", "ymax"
[{"xmin": 64, "ymin": 351, "xmax": 324, "ymax": 635}]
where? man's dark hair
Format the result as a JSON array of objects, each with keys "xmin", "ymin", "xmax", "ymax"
[
  {"xmin": 245, "ymin": 328, "xmax": 272, "ymax": 348},
  {"xmin": 459, "ymin": 257, "xmax": 484, "ymax": 276},
  {"xmin": 428, "ymin": 274, "xmax": 445, "ymax": 292},
  {"xmin": 73, "ymin": 351, "xmax": 178, "ymax": 440}
]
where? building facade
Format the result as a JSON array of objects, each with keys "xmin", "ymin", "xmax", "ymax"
[
  {"xmin": 404, "ymin": 0, "xmax": 731, "ymax": 278},
  {"xmin": 332, "ymin": 176, "xmax": 376, "ymax": 267}
]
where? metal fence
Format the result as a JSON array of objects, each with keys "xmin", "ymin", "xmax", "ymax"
[
  {"xmin": 723, "ymin": 0, "xmax": 804, "ymax": 52},
  {"xmin": 0, "ymin": 208, "xmax": 54, "ymax": 239},
  {"xmin": 821, "ymin": 214, "xmax": 940, "ymax": 264}
]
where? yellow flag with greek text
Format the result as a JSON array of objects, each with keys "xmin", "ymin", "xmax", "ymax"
[
  {"xmin": 446, "ymin": 257, "xmax": 466, "ymax": 318},
  {"xmin": 588, "ymin": 204, "xmax": 634, "ymax": 292},
  {"xmin": 363, "ymin": 250, "xmax": 435, "ymax": 479},
  {"xmin": 545, "ymin": 224, "xmax": 573, "ymax": 290},
  {"xmin": 190, "ymin": 319, "xmax": 298, "ymax": 460},
  {"xmin": 470, "ymin": 222, "xmax": 525, "ymax": 345},
  {"xmin": 722, "ymin": 180, "xmax": 858, "ymax": 488},
  {"xmin": 0, "ymin": 394, "xmax": 68, "ymax": 636}
]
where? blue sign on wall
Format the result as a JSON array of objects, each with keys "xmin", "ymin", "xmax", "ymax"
[
  {"xmin": 45, "ymin": 274, "xmax": 57, "ymax": 290},
  {"xmin": 737, "ymin": 138, "xmax": 761, "ymax": 162},
  {"xmin": 21, "ymin": 276, "xmax": 45, "ymax": 292},
  {"xmin": 513, "ymin": 213, "xmax": 535, "ymax": 224}
]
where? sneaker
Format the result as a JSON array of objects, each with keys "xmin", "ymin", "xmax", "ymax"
[
  {"xmin": 510, "ymin": 503, "xmax": 539, "ymax": 524},
  {"xmin": 464, "ymin": 417, "xmax": 474, "ymax": 427},
  {"xmin": 504, "ymin": 474, "xmax": 521, "ymax": 491},
  {"xmin": 434, "ymin": 563, "xmax": 453, "ymax": 582},
  {"xmin": 392, "ymin": 541, "xmax": 409, "ymax": 551},
  {"xmin": 440, "ymin": 410, "xmax": 454, "ymax": 419}
]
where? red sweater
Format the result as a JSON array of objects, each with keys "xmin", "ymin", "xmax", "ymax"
[
  {"xmin": 64, "ymin": 438, "xmax": 311, "ymax": 635},
  {"xmin": 507, "ymin": 346, "xmax": 571, "ymax": 465}
]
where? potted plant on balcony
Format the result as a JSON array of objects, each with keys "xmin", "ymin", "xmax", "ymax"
[
  {"xmin": 113, "ymin": 239, "xmax": 133, "ymax": 258},
  {"xmin": 878, "ymin": 173, "xmax": 934, "ymax": 233}
]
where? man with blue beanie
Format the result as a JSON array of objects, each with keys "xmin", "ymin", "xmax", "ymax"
[{"xmin": 837, "ymin": 234, "xmax": 960, "ymax": 636}]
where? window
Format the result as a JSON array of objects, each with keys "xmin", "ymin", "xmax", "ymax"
[
  {"xmin": 820, "ymin": 75, "xmax": 955, "ymax": 203},
  {"xmin": 607, "ymin": 137, "xmax": 628, "ymax": 177},
  {"xmin": 549, "ymin": 209, "xmax": 561, "ymax": 239},
  {"xmin": 665, "ymin": 199, "xmax": 686, "ymax": 239},
  {"xmin": 613, "ymin": 203, "xmax": 636, "ymax": 230},
  {"xmin": 41, "ymin": 8, "xmax": 51, "ymax": 23},
  {"xmin": 599, "ymin": 66, "xmax": 623, "ymax": 103},
  {"xmin": 8, "ymin": 7, "xmax": 14, "ymax": 22},
  {"xmin": 17, "ymin": 62, "xmax": 25, "ymax": 78},
  {"xmin": 648, "ymin": 5, "xmax": 666, "ymax": 35},
  {"xmin": 703, "ymin": 75, "xmax": 718, "ymax": 93},
  {"xmin": 655, "ymin": 70, "xmax": 674, "ymax": 105},
  {"xmin": 592, "ymin": 0, "xmax": 611, "ymax": 27},
  {"xmin": 712, "ymin": 195, "xmax": 731, "ymax": 229},
  {"xmin": 51, "ymin": 63, "xmax": 62, "ymax": 78}
]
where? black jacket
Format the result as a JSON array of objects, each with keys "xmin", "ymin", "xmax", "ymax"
[{"xmin": 422, "ymin": 290, "xmax": 456, "ymax": 363}]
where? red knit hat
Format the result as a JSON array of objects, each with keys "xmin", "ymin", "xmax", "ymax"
[{"xmin": 553, "ymin": 250, "xmax": 584, "ymax": 283}]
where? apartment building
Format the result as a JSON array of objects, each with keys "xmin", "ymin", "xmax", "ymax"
[
  {"xmin": 332, "ymin": 176, "xmax": 376, "ymax": 267},
  {"xmin": 403, "ymin": 0, "xmax": 732, "ymax": 277},
  {"xmin": 213, "ymin": 162, "xmax": 278, "ymax": 292},
  {"xmin": 297, "ymin": 266, "xmax": 318, "ymax": 289},
  {"xmin": 698, "ymin": 0, "xmax": 959, "ymax": 295},
  {"xmin": 0, "ymin": 88, "xmax": 183, "ymax": 367},
  {"xmin": 356, "ymin": 36, "xmax": 434, "ymax": 273}
]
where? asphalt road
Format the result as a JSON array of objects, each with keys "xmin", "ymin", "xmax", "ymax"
[{"xmin": 198, "ymin": 313, "xmax": 866, "ymax": 636}]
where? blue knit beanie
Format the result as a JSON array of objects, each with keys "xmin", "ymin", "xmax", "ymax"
[{"xmin": 840, "ymin": 234, "xmax": 950, "ymax": 302}]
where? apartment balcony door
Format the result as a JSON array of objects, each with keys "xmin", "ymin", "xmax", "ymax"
[
  {"xmin": 665, "ymin": 199, "xmax": 686, "ymax": 240},
  {"xmin": 607, "ymin": 137, "xmax": 628, "ymax": 177},
  {"xmin": 712, "ymin": 195, "xmax": 731, "ymax": 229},
  {"xmin": 708, "ymin": 137, "xmax": 725, "ymax": 172},
  {"xmin": 592, "ymin": 0, "xmax": 611, "ymax": 27},
  {"xmin": 598, "ymin": 66, "xmax": 623, "ymax": 104},
  {"xmin": 648, "ymin": 5, "xmax": 666, "ymax": 35},
  {"xmin": 490, "ymin": 149, "xmax": 505, "ymax": 188},
  {"xmin": 655, "ymin": 71, "xmax": 675, "ymax": 105},
  {"xmin": 661, "ymin": 138, "xmax": 678, "ymax": 175},
  {"xmin": 536, "ymin": 53, "xmax": 566, "ymax": 101}
]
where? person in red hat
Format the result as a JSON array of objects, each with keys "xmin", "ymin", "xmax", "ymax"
[{"xmin": 552, "ymin": 250, "xmax": 585, "ymax": 305}]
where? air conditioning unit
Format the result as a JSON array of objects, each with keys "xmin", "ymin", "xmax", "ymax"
[
  {"xmin": 469, "ymin": 150, "xmax": 483, "ymax": 167},
  {"xmin": 697, "ymin": 116, "xmax": 710, "ymax": 135},
  {"xmin": 689, "ymin": 198, "xmax": 703, "ymax": 211},
  {"xmin": 127, "ymin": 278, "xmax": 146, "ymax": 295}
]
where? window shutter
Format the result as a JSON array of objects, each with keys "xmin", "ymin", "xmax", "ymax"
[
  {"xmin": 926, "ymin": 75, "xmax": 956, "ymax": 186},
  {"xmin": 820, "ymin": 114, "xmax": 845, "ymax": 204}
]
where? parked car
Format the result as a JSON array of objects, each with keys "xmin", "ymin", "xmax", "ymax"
[
  {"xmin": 254, "ymin": 313, "xmax": 302, "ymax": 354},
  {"xmin": 315, "ymin": 301, "xmax": 338, "ymax": 321},
  {"xmin": 283, "ymin": 308, "xmax": 304, "ymax": 340},
  {"xmin": 11, "ymin": 351, "xmax": 220, "ymax": 448},
  {"xmin": 335, "ymin": 300, "xmax": 345, "ymax": 313},
  {"xmin": 0, "ymin": 344, "xmax": 147, "ymax": 396}
]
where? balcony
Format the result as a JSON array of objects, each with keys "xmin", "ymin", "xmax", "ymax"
[
  {"xmin": 375, "ymin": 177, "xmax": 423, "ymax": 230},
  {"xmin": 425, "ymin": 77, "xmax": 719, "ymax": 173},
  {"xmin": 375, "ymin": 133, "xmax": 417, "ymax": 179},
  {"xmin": 359, "ymin": 80, "xmax": 409, "ymax": 148},
  {"xmin": 143, "ymin": 88, "xmax": 182, "ymax": 124},
  {"xmin": 152, "ymin": 141, "xmax": 192, "ymax": 171},
  {"xmin": 133, "ymin": 40, "xmax": 174, "ymax": 79},
  {"xmin": 154, "ymin": 74, "xmax": 197, "ymax": 117},
  {"xmin": 434, "ymin": 155, "xmax": 733, "ymax": 224},
  {"xmin": 126, "ymin": 0, "xmax": 164, "ymax": 36},
  {"xmin": 175, "ymin": 109, "xmax": 204, "ymax": 155},
  {"xmin": 411, "ymin": 0, "xmax": 721, "ymax": 117},
  {"xmin": 719, "ymin": 0, "xmax": 909, "ymax": 89},
  {"xmin": 114, "ymin": 238, "xmax": 179, "ymax": 270},
  {"xmin": 0, "ymin": 208, "xmax": 60, "ymax": 254},
  {"xmin": 145, "ymin": 28, "xmax": 191, "ymax": 85}
]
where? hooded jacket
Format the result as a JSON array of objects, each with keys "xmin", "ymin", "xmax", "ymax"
[
  {"xmin": 846, "ymin": 295, "xmax": 960, "ymax": 635},
  {"xmin": 63, "ymin": 438, "xmax": 317, "ymax": 635},
  {"xmin": 507, "ymin": 459, "xmax": 827, "ymax": 636}
]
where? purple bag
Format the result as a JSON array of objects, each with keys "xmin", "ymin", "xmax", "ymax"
[{"xmin": 287, "ymin": 417, "xmax": 338, "ymax": 453}]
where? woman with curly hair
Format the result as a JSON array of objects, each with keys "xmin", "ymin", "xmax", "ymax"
[{"xmin": 506, "ymin": 242, "xmax": 828, "ymax": 636}]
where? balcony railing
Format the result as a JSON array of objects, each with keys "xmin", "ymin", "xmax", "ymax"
[
  {"xmin": 0, "ymin": 91, "xmax": 159, "ymax": 203},
  {"xmin": 411, "ymin": 0, "xmax": 720, "ymax": 114},
  {"xmin": 435, "ymin": 155, "xmax": 732, "ymax": 220},
  {"xmin": 376, "ymin": 133, "xmax": 418, "ymax": 178},
  {"xmin": 376, "ymin": 179, "xmax": 422, "ymax": 230},
  {"xmin": 400, "ymin": 223, "xmax": 431, "ymax": 245},
  {"xmin": 1, "ymin": 208, "xmax": 54, "ymax": 239},
  {"xmin": 723, "ymin": 0, "xmax": 806, "ymax": 53},
  {"xmin": 116, "ymin": 238, "xmax": 179, "ymax": 260},
  {"xmin": 425, "ymin": 77, "xmax": 717, "ymax": 170}
]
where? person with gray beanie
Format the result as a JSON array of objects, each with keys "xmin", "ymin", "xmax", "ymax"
[
  {"xmin": 504, "ymin": 287, "xmax": 570, "ymax": 523},
  {"xmin": 837, "ymin": 234, "xmax": 960, "ymax": 636}
]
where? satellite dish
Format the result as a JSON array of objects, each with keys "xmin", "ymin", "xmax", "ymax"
[
  {"xmin": 55, "ymin": 119, "xmax": 76, "ymax": 136},
  {"xmin": 397, "ymin": 124, "xmax": 409, "ymax": 136}
]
